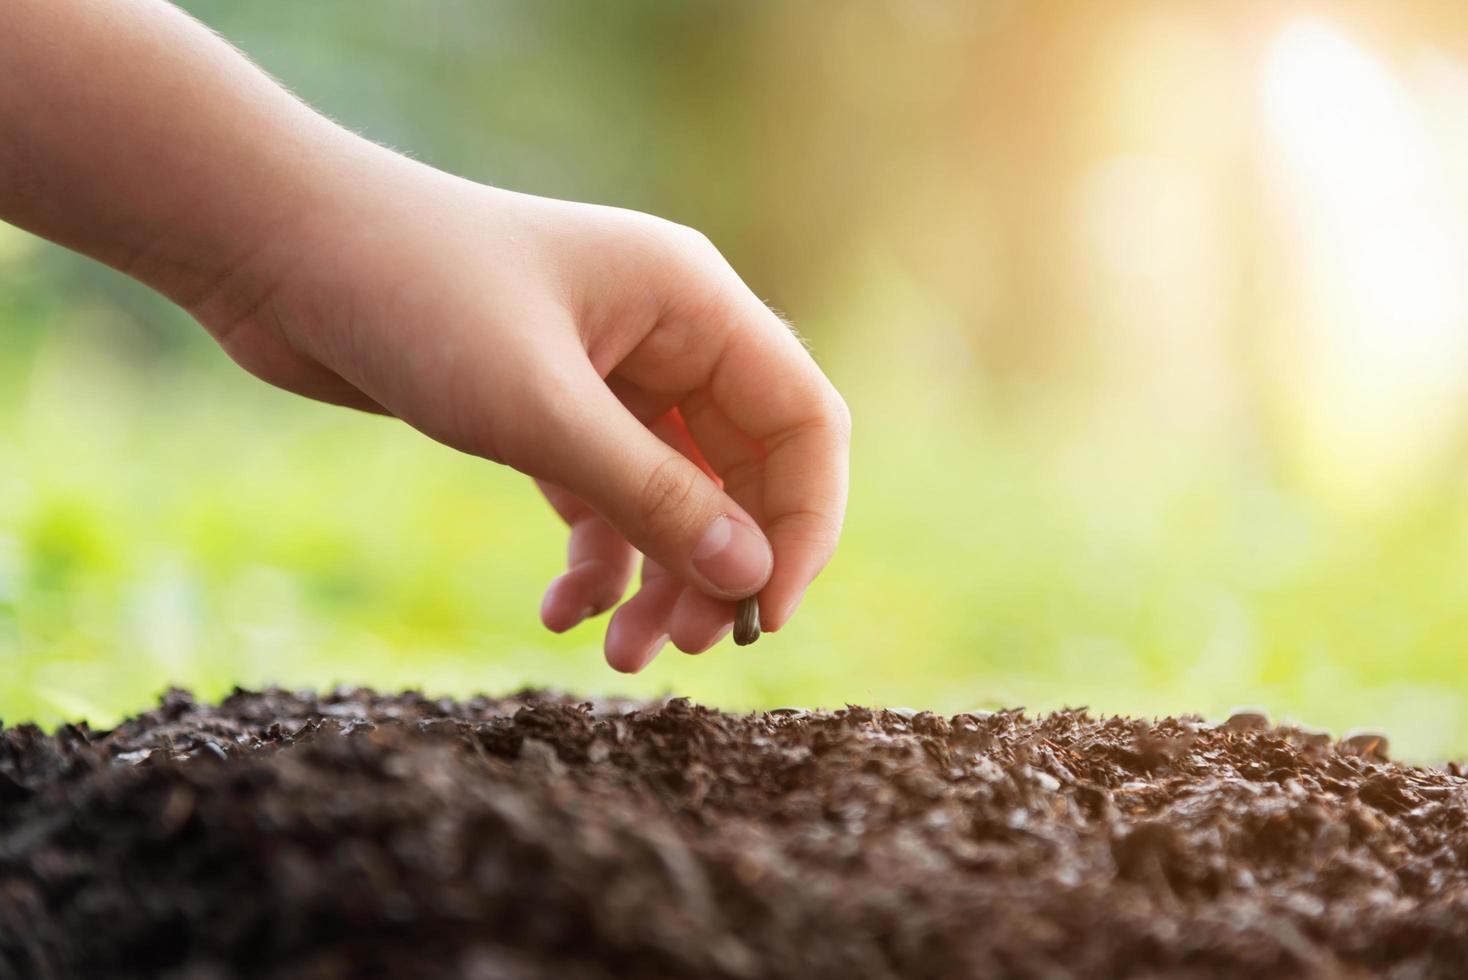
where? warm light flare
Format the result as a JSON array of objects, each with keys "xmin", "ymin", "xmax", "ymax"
[{"xmin": 1261, "ymin": 19, "xmax": 1468, "ymax": 509}]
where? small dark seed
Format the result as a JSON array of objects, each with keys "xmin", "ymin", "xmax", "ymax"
[{"xmin": 734, "ymin": 596, "xmax": 760, "ymax": 646}]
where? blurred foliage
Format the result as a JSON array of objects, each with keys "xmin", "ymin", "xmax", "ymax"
[{"xmin": 7, "ymin": 1, "xmax": 1468, "ymax": 759}]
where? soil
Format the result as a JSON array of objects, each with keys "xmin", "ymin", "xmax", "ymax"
[{"xmin": 2, "ymin": 689, "xmax": 1467, "ymax": 979}]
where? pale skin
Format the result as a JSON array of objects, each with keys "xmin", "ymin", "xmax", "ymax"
[{"xmin": 0, "ymin": 0, "xmax": 850, "ymax": 673}]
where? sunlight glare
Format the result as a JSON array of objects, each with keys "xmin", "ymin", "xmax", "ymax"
[{"xmin": 1262, "ymin": 20, "xmax": 1468, "ymax": 509}]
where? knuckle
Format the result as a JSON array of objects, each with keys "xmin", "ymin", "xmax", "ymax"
[
  {"xmin": 772, "ymin": 507, "xmax": 844, "ymax": 556},
  {"xmin": 668, "ymin": 221, "xmax": 716, "ymax": 253},
  {"xmin": 662, "ymin": 222, "xmax": 725, "ymax": 271},
  {"xmin": 829, "ymin": 391, "xmax": 853, "ymax": 444},
  {"xmin": 637, "ymin": 456, "xmax": 701, "ymax": 534},
  {"xmin": 794, "ymin": 385, "xmax": 852, "ymax": 449}
]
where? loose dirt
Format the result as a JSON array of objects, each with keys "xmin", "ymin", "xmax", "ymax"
[{"xmin": 2, "ymin": 688, "xmax": 1467, "ymax": 978}]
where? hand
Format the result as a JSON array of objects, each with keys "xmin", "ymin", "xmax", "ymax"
[
  {"xmin": 0, "ymin": 0, "xmax": 848, "ymax": 672},
  {"xmin": 197, "ymin": 147, "xmax": 851, "ymax": 672}
]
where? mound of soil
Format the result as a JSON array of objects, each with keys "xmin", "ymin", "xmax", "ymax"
[{"xmin": 2, "ymin": 689, "xmax": 1467, "ymax": 979}]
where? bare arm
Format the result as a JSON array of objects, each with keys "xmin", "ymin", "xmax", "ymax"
[
  {"xmin": 0, "ymin": 0, "xmax": 850, "ymax": 671},
  {"xmin": 0, "ymin": 0, "xmax": 350, "ymax": 312}
]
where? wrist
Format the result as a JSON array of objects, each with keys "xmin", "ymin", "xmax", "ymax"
[{"xmin": 175, "ymin": 125, "xmax": 385, "ymax": 339}]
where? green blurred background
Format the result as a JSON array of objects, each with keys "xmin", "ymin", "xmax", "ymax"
[{"xmin": 7, "ymin": 1, "xmax": 1468, "ymax": 759}]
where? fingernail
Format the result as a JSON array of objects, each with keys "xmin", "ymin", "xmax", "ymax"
[
  {"xmin": 540, "ymin": 576, "xmax": 595, "ymax": 633},
  {"xmin": 691, "ymin": 515, "xmax": 772, "ymax": 596}
]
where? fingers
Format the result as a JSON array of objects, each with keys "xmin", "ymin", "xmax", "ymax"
[
  {"xmin": 538, "ymin": 405, "xmax": 738, "ymax": 662},
  {"xmin": 538, "ymin": 537, "xmax": 630, "ymax": 633},
  {"xmin": 725, "ymin": 316, "xmax": 847, "ymax": 630},
  {"xmin": 530, "ymin": 363, "xmax": 774, "ymax": 602},
  {"xmin": 604, "ymin": 562, "xmax": 681, "ymax": 672},
  {"xmin": 730, "ymin": 384, "xmax": 849, "ymax": 633},
  {"xmin": 604, "ymin": 561, "xmax": 737, "ymax": 670},
  {"xmin": 603, "ymin": 236, "xmax": 850, "ymax": 634},
  {"xmin": 537, "ymin": 480, "xmax": 637, "ymax": 633},
  {"xmin": 673, "ymin": 298, "xmax": 850, "ymax": 633},
  {"xmin": 523, "ymin": 218, "xmax": 847, "ymax": 651},
  {"xmin": 668, "ymin": 588, "xmax": 735, "ymax": 653}
]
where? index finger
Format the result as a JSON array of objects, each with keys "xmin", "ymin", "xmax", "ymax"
[{"xmin": 697, "ymin": 298, "xmax": 851, "ymax": 632}]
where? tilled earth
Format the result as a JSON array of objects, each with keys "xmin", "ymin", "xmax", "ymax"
[{"xmin": 2, "ymin": 690, "xmax": 1467, "ymax": 979}]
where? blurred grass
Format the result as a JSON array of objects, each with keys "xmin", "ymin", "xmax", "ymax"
[
  {"xmin": 7, "ymin": 1, "xmax": 1468, "ymax": 762},
  {"xmin": 6, "ymin": 272, "xmax": 1468, "ymax": 762}
]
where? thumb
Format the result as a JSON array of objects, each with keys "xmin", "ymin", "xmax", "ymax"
[{"xmin": 531, "ymin": 376, "xmax": 772, "ymax": 600}]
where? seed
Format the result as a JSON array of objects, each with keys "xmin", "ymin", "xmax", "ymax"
[{"xmin": 734, "ymin": 596, "xmax": 760, "ymax": 646}]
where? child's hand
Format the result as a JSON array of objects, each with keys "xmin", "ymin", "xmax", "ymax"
[
  {"xmin": 197, "ymin": 153, "xmax": 850, "ymax": 672},
  {"xmin": 0, "ymin": 0, "xmax": 848, "ymax": 672}
]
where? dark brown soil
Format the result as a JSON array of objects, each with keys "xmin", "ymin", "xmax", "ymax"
[{"xmin": 2, "ymin": 689, "xmax": 1467, "ymax": 979}]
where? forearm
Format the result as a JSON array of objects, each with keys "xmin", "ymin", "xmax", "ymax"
[{"xmin": 0, "ymin": 0, "xmax": 360, "ymax": 316}]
